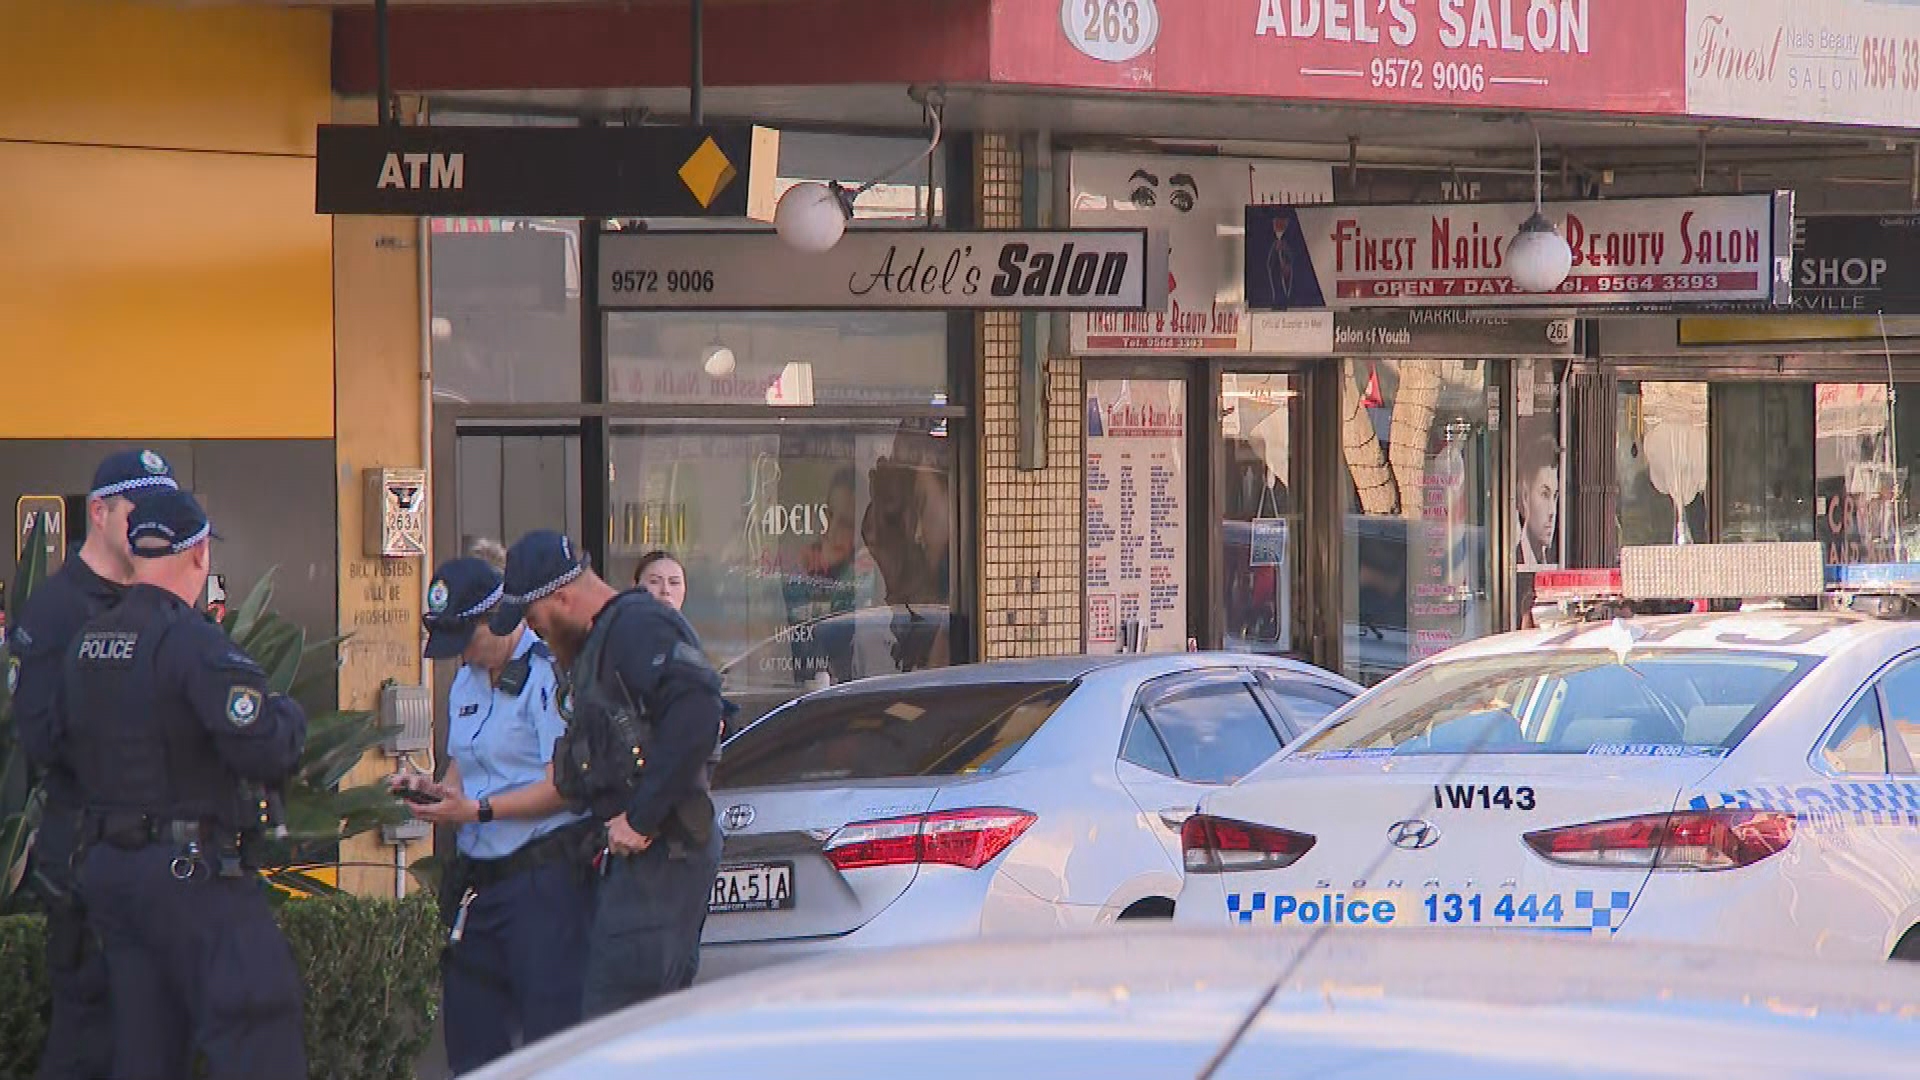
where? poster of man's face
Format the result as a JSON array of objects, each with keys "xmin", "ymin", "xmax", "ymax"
[{"xmin": 1516, "ymin": 435, "xmax": 1560, "ymax": 568}]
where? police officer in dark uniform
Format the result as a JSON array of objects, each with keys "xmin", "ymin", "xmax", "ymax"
[
  {"xmin": 490, "ymin": 530, "xmax": 725, "ymax": 1017},
  {"xmin": 60, "ymin": 489, "xmax": 308, "ymax": 1080},
  {"xmin": 9, "ymin": 448, "xmax": 178, "ymax": 1080}
]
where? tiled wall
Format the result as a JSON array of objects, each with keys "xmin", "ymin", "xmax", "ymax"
[{"xmin": 977, "ymin": 133, "xmax": 1085, "ymax": 659}]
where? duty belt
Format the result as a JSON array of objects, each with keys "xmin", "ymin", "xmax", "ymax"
[
  {"xmin": 459, "ymin": 821, "xmax": 597, "ymax": 890},
  {"xmin": 84, "ymin": 812, "xmax": 225, "ymax": 852}
]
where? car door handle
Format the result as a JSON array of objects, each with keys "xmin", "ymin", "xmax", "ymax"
[{"xmin": 1159, "ymin": 807, "xmax": 1195, "ymax": 830}]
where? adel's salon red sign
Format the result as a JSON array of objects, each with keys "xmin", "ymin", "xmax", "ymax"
[{"xmin": 994, "ymin": 0, "xmax": 1686, "ymax": 116}]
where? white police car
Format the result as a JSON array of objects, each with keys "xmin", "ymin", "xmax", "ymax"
[{"xmin": 1174, "ymin": 542, "xmax": 1920, "ymax": 963}]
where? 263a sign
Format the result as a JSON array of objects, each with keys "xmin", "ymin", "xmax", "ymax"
[{"xmin": 1063, "ymin": 0, "xmax": 1161, "ymax": 63}]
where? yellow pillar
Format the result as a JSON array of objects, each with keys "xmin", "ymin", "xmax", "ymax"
[{"xmin": 331, "ymin": 98, "xmax": 433, "ymax": 896}]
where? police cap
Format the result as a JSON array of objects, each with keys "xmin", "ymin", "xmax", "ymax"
[
  {"xmin": 423, "ymin": 557, "xmax": 504, "ymax": 659},
  {"xmin": 127, "ymin": 489, "xmax": 219, "ymax": 558},
  {"xmin": 490, "ymin": 530, "xmax": 585, "ymax": 635},
  {"xmin": 91, "ymin": 448, "xmax": 178, "ymax": 503}
]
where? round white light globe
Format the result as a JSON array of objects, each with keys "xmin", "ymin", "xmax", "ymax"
[
  {"xmin": 431, "ymin": 316, "xmax": 454, "ymax": 341},
  {"xmin": 775, "ymin": 182, "xmax": 848, "ymax": 253},
  {"xmin": 1508, "ymin": 212, "xmax": 1573, "ymax": 293},
  {"xmin": 702, "ymin": 344, "xmax": 737, "ymax": 377}
]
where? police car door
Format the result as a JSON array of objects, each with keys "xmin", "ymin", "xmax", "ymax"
[
  {"xmin": 1116, "ymin": 670, "xmax": 1289, "ymax": 869},
  {"xmin": 1823, "ymin": 656, "xmax": 1920, "ymax": 958}
]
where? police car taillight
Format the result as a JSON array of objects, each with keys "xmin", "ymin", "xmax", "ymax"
[
  {"xmin": 1181, "ymin": 815, "xmax": 1316, "ymax": 874},
  {"xmin": 823, "ymin": 808, "xmax": 1036, "ymax": 871},
  {"xmin": 1523, "ymin": 810, "xmax": 1795, "ymax": 872}
]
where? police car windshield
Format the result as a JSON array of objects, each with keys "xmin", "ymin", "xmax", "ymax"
[
  {"xmin": 1295, "ymin": 649, "xmax": 1819, "ymax": 758},
  {"xmin": 715, "ymin": 681, "xmax": 1075, "ymax": 786}
]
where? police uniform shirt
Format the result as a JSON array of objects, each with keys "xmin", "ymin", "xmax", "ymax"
[
  {"xmin": 447, "ymin": 629, "xmax": 583, "ymax": 860},
  {"xmin": 65, "ymin": 585, "xmax": 305, "ymax": 808},
  {"xmin": 599, "ymin": 598, "xmax": 725, "ymax": 838},
  {"xmin": 9, "ymin": 554, "xmax": 125, "ymax": 801}
]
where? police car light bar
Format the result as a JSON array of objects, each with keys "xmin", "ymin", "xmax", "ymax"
[
  {"xmin": 1825, "ymin": 562, "xmax": 1920, "ymax": 594},
  {"xmin": 1532, "ymin": 568, "xmax": 1622, "ymax": 603},
  {"xmin": 1620, "ymin": 542, "xmax": 1824, "ymax": 601}
]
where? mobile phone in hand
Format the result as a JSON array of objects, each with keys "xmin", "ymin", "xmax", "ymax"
[{"xmin": 394, "ymin": 783, "xmax": 443, "ymax": 806}]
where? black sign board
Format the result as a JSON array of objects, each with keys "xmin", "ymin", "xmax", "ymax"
[
  {"xmin": 1335, "ymin": 311, "xmax": 1578, "ymax": 357},
  {"xmin": 1789, "ymin": 214, "xmax": 1920, "ymax": 315},
  {"xmin": 315, "ymin": 124, "xmax": 778, "ymax": 218}
]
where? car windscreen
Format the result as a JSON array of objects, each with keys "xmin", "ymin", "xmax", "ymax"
[
  {"xmin": 716, "ymin": 681, "xmax": 1076, "ymax": 787},
  {"xmin": 1290, "ymin": 649, "xmax": 1819, "ymax": 760}
]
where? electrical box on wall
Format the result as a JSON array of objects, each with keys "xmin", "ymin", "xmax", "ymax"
[
  {"xmin": 379, "ymin": 683, "xmax": 433, "ymax": 754},
  {"xmin": 363, "ymin": 467, "xmax": 427, "ymax": 558},
  {"xmin": 381, "ymin": 820, "xmax": 429, "ymax": 845}
]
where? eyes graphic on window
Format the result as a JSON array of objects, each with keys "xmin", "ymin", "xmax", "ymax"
[
  {"xmin": 1128, "ymin": 168, "xmax": 1160, "ymax": 208},
  {"xmin": 1169, "ymin": 173, "xmax": 1198, "ymax": 213}
]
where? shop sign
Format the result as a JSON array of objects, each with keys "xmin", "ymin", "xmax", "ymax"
[
  {"xmin": 1788, "ymin": 214, "xmax": 1920, "ymax": 315},
  {"xmin": 999, "ymin": 1, "xmax": 1685, "ymax": 117},
  {"xmin": 597, "ymin": 229, "xmax": 1169, "ymax": 311},
  {"xmin": 1686, "ymin": 0, "xmax": 1920, "ymax": 127},
  {"xmin": 316, "ymin": 124, "xmax": 779, "ymax": 218},
  {"xmin": 1246, "ymin": 194, "xmax": 1793, "ymax": 311},
  {"xmin": 15, "ymin": 495, "xmax": 65, "ymax": 567},
  {"xmin": 1069, "ymin": 153, "xmax": 1334, "ymax": 354}
]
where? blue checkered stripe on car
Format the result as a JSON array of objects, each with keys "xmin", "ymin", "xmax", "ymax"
[
  {"xmin": 1227, "ymin": 892, "xmax": 1267, "ymax": 924},
  {"xmin": 1574, "ymin": 889, "xmax": 1634, "ymax": 933},
  {"xmin": 1687, "ymin": 781, "xmax": 1920, "ymax": 827}
]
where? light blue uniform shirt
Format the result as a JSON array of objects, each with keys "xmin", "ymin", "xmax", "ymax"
[{"xmin": 446, "ymin": 629, "xmax": 584, "ymax": 859}]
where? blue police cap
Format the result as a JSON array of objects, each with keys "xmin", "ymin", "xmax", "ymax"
[
  {"xmin": 423, "ymin": 557, "xmax": 504, "ymax": 660},
  {"xmin": 489, "ymin": 530, "xmax": 585, "ymax": 635},
  {"xmin": 127, "ymin": 488, "xmax": 218, "ymax": 558},
  {"xmin": 91, "ymin": 449, "xmax": 178, "ymax": 503}
]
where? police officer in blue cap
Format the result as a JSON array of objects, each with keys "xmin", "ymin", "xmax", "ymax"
[
  {"xmin": 492, "ymin": 530, "xmax": 724, "ymax": 1016},
  {"xmin": 9, "ymin": 448, "xmax": 178, "ymax": 1080},
  {"xmin": 393, "ymin": 556, "xmax": 593, "ymax": 1073},
  {"xmin": 58, "ymin": 488, "xmax": 307, "ymax": 1080}
]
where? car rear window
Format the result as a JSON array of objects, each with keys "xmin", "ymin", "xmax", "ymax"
[
  {"xmin": 716, "ymin": 681, "xmax": 1076, "ymax": 787},
  {"xmin": 1291, "ymin": 649, "xmax": 1818, "ymax": 760}
]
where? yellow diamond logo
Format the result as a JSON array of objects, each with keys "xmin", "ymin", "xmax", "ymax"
[{"xmin": 679, "ymin": 138, "xmax": 738, "ymax": 209}]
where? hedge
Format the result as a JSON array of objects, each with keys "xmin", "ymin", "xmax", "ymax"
[{"xmin": 0, "ymin": 893, "xmax": 440, "ymax": 1080}]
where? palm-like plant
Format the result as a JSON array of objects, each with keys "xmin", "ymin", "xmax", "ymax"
[{"xmin": 0, "ymin": 519, "xmax": 408, "ymax": 907}]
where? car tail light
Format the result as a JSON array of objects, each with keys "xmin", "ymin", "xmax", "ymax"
[
  {"xmin": 1524, "ymin": 810, "xmax": 1795, "ymax": 871},
  {"xmin": 1181, "ymin": 815, "xmax": 1316, "ymax": 874},
  {"xmin": 824, "ymin": 808, "xmax": 1036, "ymax": 871}
]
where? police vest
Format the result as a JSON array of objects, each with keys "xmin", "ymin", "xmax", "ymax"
[
  {"xmin": 63, "ymin": 595, "xmax": 243, "ymax": 826},
  {"xmin": 552, "ymin": 589, "xmax": 719, "ymax": 839}
]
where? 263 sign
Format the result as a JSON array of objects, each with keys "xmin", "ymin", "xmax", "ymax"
[{"xmin": 1063, "ymin": 0, "xmax": 1160, "ymax": 62}]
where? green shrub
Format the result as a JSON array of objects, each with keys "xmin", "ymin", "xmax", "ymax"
[
  {"xmin": 0, "ymin": 914, "xmax": 49, "ymax": 1079},
  {"xmin": 0, "ymin": 892, "xmax": 439, "ymax": 1080}
]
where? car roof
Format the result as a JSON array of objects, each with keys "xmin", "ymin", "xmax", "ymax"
[
  {"xmin": 469, "ymin": 928, "xmax": 1920, "ymax": 1079},
  {"xmin": 794, "ymin": 652, "xmax": 1354, "ymax": 699},
  {"xmin": 1438, "ymin": 610, "xmax": 1918, "ymax": 663}
]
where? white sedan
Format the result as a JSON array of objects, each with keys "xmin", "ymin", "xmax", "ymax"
[
  {"xmin": 467, "ymin": 928, "xmax": 1920, "ymax": 1078},
  {"xmin": 1176, "ymin": 544, "xmax": 1920, "ymax": 963},
  {"xmin": 698, "ymin": 652, "xmax": 1359, "ymax": 981}
]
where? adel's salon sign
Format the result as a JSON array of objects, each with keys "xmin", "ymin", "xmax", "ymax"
[
  {"xmin": 597, "ymin": 230, "xmax": 1169, "ymax": 311},
  {"xmin": 1246, "ymin": 194, "xmax": 1794, "ymax": 311},
  {"xmin": 1009, "ymin": 0, "xmax": 1683, "ymax": 115}
]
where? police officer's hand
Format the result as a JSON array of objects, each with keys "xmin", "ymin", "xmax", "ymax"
[
  {"xmin": 411, "ymin": 796, "xmax": 480, "ymax": 826},
  {"xmin": 605, "ymin": 814, "xmax": 653, "ymax": 856}
]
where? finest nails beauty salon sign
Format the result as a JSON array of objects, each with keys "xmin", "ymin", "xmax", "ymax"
[
  {"xmin": 1246, "ymin": 193, "xmax": 1794, "ymax": 310},
  {"xmin": 598, "ymin": 230, "xmax": 1169, "ymax": 311}
]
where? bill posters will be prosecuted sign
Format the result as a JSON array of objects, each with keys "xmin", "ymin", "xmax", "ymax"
[
  {"xmin": 1245, "ymin": 193, "xmax": 1794, "ymax": 310},
  {"xmin": 597, "ymin": 229, "xmax": 1169, "ymax": 311}
]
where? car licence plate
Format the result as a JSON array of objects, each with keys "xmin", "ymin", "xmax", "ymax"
[{"xmin": 710, "ymin": 862, "xmax": 795, "ymax": 914}]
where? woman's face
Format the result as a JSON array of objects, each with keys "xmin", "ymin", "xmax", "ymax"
[{"xmin": 639, "ymin": 557, "xmax": 687, "ymax": 611}]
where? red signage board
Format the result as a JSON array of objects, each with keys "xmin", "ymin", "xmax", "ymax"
[{"xmin": 992, "ymin": 0, "xmax": 1687, "ymax": 116}]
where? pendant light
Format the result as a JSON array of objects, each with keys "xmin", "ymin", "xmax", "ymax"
[{"xmin": 1508, "ymin": 125, "xmax": 1573, "ymax": 294}]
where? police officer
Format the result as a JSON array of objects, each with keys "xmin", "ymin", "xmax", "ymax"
[
  {"xmin": 395, "ymin": 556, "xmax": 594, "ymax": 1073},
  {"xmin": 9, "ymin": 448, "xmax": 178, "ymax": 1080},
  {"xmin": 490, "ymin": 530, "xmax": 724, "ymax": 1017},
  {"xmin": 60, "ymin": 489, "xmax": 307, "ymax": 1080}
]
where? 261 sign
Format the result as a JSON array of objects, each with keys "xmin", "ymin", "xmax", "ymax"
[{"xmin": 1062, "ymin": 0, "xmax": 1160, "ymax": 63}]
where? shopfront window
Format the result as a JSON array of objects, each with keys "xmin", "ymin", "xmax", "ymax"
[
  {"xmin": 1338, "ymin": 359, "xmax": 1493, "ymax": 686},
  {"xmin": 610, "ymin": 419, "xmax": 954, "ymax": 729},
  {"xmin": 1719, "ymin": 384, "xmax": 1816, "ymax": 544},
  {"xmin": 1817, "ymin": 383, "xmax": 1920, "ymax": 564},
  {"xmin": 430, "ymin": 218, "xmax": 583, "ymax": 405},
  {"xmin": 606, "ymin": 311, "xmax": 948, "ymax": 407},
  {"xmin": 1618, "ymin": 381, "xmax": 1709, "ymax": 547},
  {"xmin": 1218, "ymin": 373, "xmax": 1298, "ymax": 656}
]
